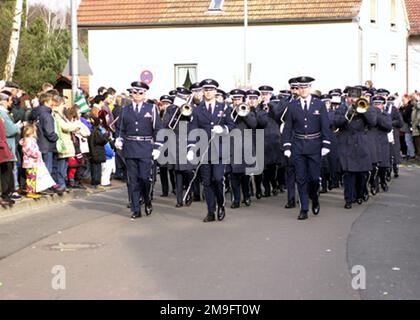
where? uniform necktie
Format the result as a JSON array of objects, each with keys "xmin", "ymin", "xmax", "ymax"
[
  {"xmin": 304, "ymin": 100, "xmax": 308, "ymax": 113},
  {"xmin": 208, "ymin": 103, "xmax": 212, "ymax": 115}
]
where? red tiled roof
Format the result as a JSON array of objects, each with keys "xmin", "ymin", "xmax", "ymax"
[
  {"xmin": 405, "ymin": 0, "xmax": 420, "ymax": 35},
  {"xmin": 78, "ymin": 0, "xmax": 363, "ymax": 27}
]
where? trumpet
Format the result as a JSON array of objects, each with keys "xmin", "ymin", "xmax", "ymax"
[
  {"xmin": 168, "ymin": 95, "xmax": 194, "ymax": 130},
  {"xmin": 233, "ymin": 103, "xmax": 250, "ymax": 121},
  {"xmin": 345, "ymin": 97, "xmax": 370, "ymax": 122},
  {"xmin": 355, "ymin": 97, "xmax": 370, "ymax": 114}
]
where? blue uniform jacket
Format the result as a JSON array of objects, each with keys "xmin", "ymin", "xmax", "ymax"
[
  {"xmin": 118, "ymin": 102, "xmax": 164, "ymax": 159},
  {"xmin": 282, "ymin": 96, "xmax": 331, "ymax": 155},
  {"xmin": 190, "ymin": 101, "xmax": 235, "ymax": 163}
]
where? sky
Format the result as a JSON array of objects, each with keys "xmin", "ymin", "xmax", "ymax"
[{"xmin": 27, "ymin": 0, "xmax": 81, "ymax": 12}]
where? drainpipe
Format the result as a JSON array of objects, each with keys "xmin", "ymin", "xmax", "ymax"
[{"xmin": 358, "ymin": 20, "xmax": 363, "ymax": 85}]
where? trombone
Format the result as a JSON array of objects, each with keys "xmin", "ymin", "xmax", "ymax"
[
  {"xmin": 168, "ymin": 95, "xmax": 194, "ymax": 130},
  {"xmin": 233, "ymin": 103, "xmax": 250, "ymax": 122}
]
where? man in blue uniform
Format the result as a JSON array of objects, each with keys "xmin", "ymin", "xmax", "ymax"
[
  {"xmin": 116, "ymin": 81, "xmax": 164, "ymax": 219},
  {"xmin": 190, "ymin": 79, "xmax": 235, "ymax": 222},
  {"xmin": 282, "ymin": 76, "xmax": 331, "ymax": 220},
  {"xmin": 163, "ymin": 87, "xmax": 195, "ymax": 207},
  {"xmin": 228, "ymin": 89, "xmax": 257, "ymax": 208}
]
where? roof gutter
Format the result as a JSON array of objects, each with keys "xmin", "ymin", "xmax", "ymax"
[{"xmin": 78, "ymin": 16, "xmax": 354, "ymax": 29}]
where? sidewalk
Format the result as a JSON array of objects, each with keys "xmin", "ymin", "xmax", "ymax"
[{"xmin": 0, "ymin": 179, "xmax": 127, "ymax": 217}]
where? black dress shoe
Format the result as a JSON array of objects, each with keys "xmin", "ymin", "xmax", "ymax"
[
  {"xmin": 185, "ymin": 193, "xmax": 192, "ymax": 206},
  {"xmin": 256, "ymin": 192, "xmax": 262, "ymax": 199},
  {"xmin": 131, "ymin": 211, "xmax": 141, "ymax": 219},
  {"xmin": 217, "ymin": 206, "xmax": 226, "ymax": 221},
  {"xmin": 320, "ymin": 187, "xmax": 328, "ymax": 194},
  {"xmin": 285, "ymin": 200, "xmax": 296, "ymax": 209},
  {"xmin": 356, "ymin": 198, "xmax": 363, "ymax": 205},
  {"xmin": 298, "ymin": 211, "xmax": 308, "ymax": 220},
  {"xmin": 381, "ymin": 183, "xmax": 389, "ymax": 192},
  {"xmin": 344, "ymin": 202, "xmax": 352, "ymax": 209},
  {"xmin": 175, "ymin": 203, "xmax": 183, "ymax": 208},
  {"xmin": 272, "ymin": 189, "xmax": 279, "ymax": 196},
  {"xmin": 312, "ymin": 200, "xmax": 320, "ymax": 215},
  {"xmin": 230, "ymin": 202, "xmax": 240, "ymax": 209},
  {"xmin": 394, "ymin": 172, "xmax": 399, "ymax": 178},
  {"xmin": 263, "ymin": 192, "xmax": 271, "ymax": 198},
  {"xmin": 160, "ymin": 193, "xmax": 168, "ymax": 197},
  {"xmin": 145, "ymin": 203, "xmax": 153, "ymax": 216},
  {"xmin": 203, "ymin": 214, "xmax": 215, "ymax": 222},
  {"xmin": 244, "ymin": 198, "xmax": 251, "ymax": 207}
]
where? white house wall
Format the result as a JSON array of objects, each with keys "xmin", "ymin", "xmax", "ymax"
[
  {"xmin": 88, "ymin": 22, "xmax": 359, "ymax": 97},
  {"xmin": 358, "ymin": 0, "xmax": 409, "ymax": 93},
  {"xmin": 408, "ymin": 37, "xmax": 420, "ymax": 92}
]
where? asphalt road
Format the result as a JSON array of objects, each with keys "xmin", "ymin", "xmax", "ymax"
[{"xmin": 0, "ymin": 168, "xmax": 419, "ymax": 300}]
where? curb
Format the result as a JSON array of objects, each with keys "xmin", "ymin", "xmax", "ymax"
[{"xmin": 0, "ymin": 183, "xmax": 126, "ymax": 217}]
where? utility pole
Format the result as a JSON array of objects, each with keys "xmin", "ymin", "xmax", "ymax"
[
  {"xmin": 243, "ymin": 0, "xmax": 248, "ymax": 87},
  {"xmin": 71, "ymin": 0, "xmax": 79, "ymax": 102},
  {"xmin": 3, "ymin": 0, "xmax": 23, "ymax": 81}
]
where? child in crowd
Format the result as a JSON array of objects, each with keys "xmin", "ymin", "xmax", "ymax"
[{"xmin": 19, "ymin": 124, "xmax": 42, "ymax": 199}]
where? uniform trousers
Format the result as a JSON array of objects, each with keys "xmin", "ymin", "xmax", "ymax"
[
  {"xmin": 230, "ymin": 172, "xmax": 250, "ymax": 204},
  {"xmin": 293, "ymin": 153, "xmax": 321, "ymax": 212},
  {"xmin": 175, "ymin": 170, "xmax": 193, "ymax": 204},
  {"xmin": 286, "ymin": 162, "xmax": 296, "ymax": 202},
  {"xmin": 126, "ymin": 158, "xmax": 153, "ymax": 213},
  {"xmin": 200, "ymin": 163, "xmax": 225, "ymax": 214}
]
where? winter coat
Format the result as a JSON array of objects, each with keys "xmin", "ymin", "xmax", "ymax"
[
  {"xmin": 53, "ymin": 108, "xmax": 81, "ymax": 159},
  {"xmin": 411, "ymin": 101, "xmax": 420, "ymax": 137},
  {"xmin": 89, "ymin": 126, "xmax": 109, "ymax": 163},
  {"xmin": 30, "ymin": 105, "xmax": 58, "ymax": 154},
  {"xmin": 0, "ymin": 118, "xmax": 14, "ymax": 164},
  {"xmin": 0, "ymin": 105, "xmax": 20, "ymax": 162},
  {"xmin": 19, "ymin": 137, "xmax": 42, "ymax": 169}
]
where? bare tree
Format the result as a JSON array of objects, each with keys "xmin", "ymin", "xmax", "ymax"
[{"xmin": 3, "ymin": 0, "xmax": 23, "ymax": 81}]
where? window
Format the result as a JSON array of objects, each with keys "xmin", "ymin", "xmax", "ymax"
[
  {"xmin": 391, "ymin": 55, "xmax": 398, "ymax": 72},
  {"xmin": 391, "ymin": 63, "xmax": 396, "ymax": 71},
  {"xmin": 390, "ymin": 0, "xmax": 397, "ymax": 28},
  {"xmin": 370, "ymin": 53, "xmax": 378, "ymax": 83},
  {"xmin": 370, "ymin": 0, "xmax": 377, "ymax": 24},
  {"xmin": 209, "ymin": 0, "xmax": 224, "ymax": 11},
  {"xmin": 175, "ymin": 64, "xmax": 197, "ymax": 88}
]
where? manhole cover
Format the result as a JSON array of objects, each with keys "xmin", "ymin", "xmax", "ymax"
[{"xmin": 44, "ymin": 242, "xmax": 103, "ymax": 251}]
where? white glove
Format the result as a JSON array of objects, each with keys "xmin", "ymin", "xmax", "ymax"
[
  {"xmin": 284, "ymin": 150, "xmax": 291, "ymax": 158},
  {"xmin": 321, "ymin": 148, "xmax": 330, "ymax": 156},
  {"xmin": 187, "ymin": 150, "xmax": 194, "ymax": 162},
  {"xmin": 211, "ymin": 125, "xmax": 224, "ymax": 135},
  {"xmin": 152, "ymin": 149, "xmax": 161, "ymax": 160},
  {"xmin": 115, "ymin": 138, "xmax": 123, "ymax": 150}
]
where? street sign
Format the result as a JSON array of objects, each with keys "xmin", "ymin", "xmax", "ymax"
[{"xmin": 140, "ymin": 70, "xmax": 153, "ymax": 84}]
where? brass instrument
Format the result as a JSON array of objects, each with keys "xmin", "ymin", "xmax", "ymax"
[
  {"xmin": 262, "ymin": 103, "xmax": 270, "ymax": 113},
  {"xmin": 168, "ymin": 95, "xmax": 194, "ymax": 130},
  {"xmin": 233, "ymin": 103, "xmax": 250, "ymax": 121},
  {"xmin": 345, "ymin": 97, "xmax": 370, "ymax": 122},
  {"xmin": 355, "ymin": 97, "xmax": 370, "ymax": 114}
]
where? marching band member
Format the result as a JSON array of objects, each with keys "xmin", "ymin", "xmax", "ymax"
[
  {"xmin": 228, "ymin": 89, "xmax": 257, "ymax": 209},
  {"xmin": 371, "ymin": 95, "xmax": 393, "ymax": 192},
  {"xmin": 333, "ymin": 87, "xmax": 377, "ymax": 209},
  {"xmin": 163, "ymin": 87, "xmax": 195, "ymax": 207},
  {"xmin": 115, "ymin": 81, "xmax": 164, "ymax": 219},
  {"xmin": 158, "ymin": 95, "xmax": 176, "ymax": 197},
  {"xmin": 282, "ymin": 76, "xmax": 331, "ymax": 220},
  {"xmin": 190, "ymin": 79, "xmax": 235, "ymax": 222}
]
